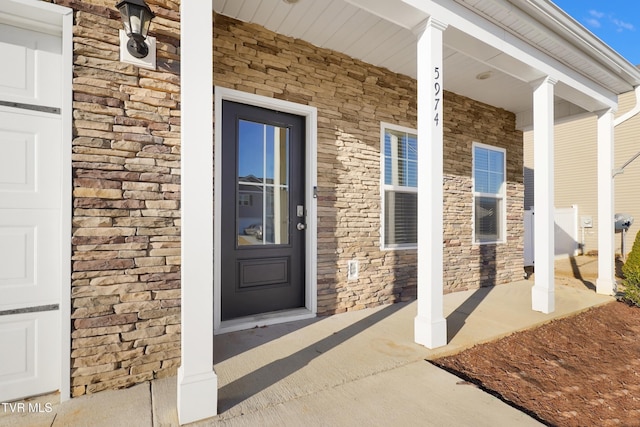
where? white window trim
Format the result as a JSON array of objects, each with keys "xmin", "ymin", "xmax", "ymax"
[
  {"xmin": 472, "ymin": 141, "xmax": 507, "ymax": 245},
  {"xmin": 380, "ymin": 122, "xmax": 418, "ymax": 250}
]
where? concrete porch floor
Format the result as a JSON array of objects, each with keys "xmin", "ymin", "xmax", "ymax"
[{"xmin": 1, "ymin": 279, "xmax": 613, "ymax": 427}]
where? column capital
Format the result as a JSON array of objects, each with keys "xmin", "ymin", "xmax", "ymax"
[
  {"xmin": 413, "ymin": 16, "xmax": 448, "ymax": 36},
  {"xmin": 530, "ymin": 76, "xmax": 558, "ymax": 89},
  {"xmin": 596, "ymin": 106, "xmax": 617, "ymax": 118}
]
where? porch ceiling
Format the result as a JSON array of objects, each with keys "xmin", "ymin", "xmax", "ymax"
[{"xmin": 213, "ymin": 0, "xmax": 640, "ymax": 128}]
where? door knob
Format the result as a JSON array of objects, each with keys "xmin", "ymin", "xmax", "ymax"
[{"xmin": 296, "ymin": 223, "xmax": 306, "ymax": 231}]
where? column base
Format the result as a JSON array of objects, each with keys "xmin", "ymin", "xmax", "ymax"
[
  {"xmin": 177, "ymin": 367, "xmax": 218, "ymax": 425},
  {"xmin": 531, "ymin": 285, "xmax": 555, "ymax": 314},
  {"xmin": 596, "ymin": 277, "xmax": 617, "ymax": 296},
  {"xmin": 414, "ymin": 315, "xmax": 447, "ymax": 349}
]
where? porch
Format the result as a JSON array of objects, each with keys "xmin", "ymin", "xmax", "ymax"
[
  {"xmin": 2, "ymin": 278, "xmax": 612, "ymax": 426},
  {"xmin": 177, "ymin": 0, "xmax": 640, "ymax": 422}
]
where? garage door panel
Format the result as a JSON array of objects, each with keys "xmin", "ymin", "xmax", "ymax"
[
  {"xmin": 0, "ymin": 108, "xmax": 61, "ymax": 209},
  {"xmin": 0, "ymin": 37, "xmax": 33, "ymax": 100},
  {"xmin": 0, "ymin": 23, "xmax": 62, "ymax": 109},
  {"xmin": 0, "ymin": 210, "xmax": 60, "ymax": 310},
  {"xmin": 0, "ymin": 311, "xmax": 60, "ymax": 402},
  {"xmin": 0, "ymin": 11, "xmax": 64, "ymax": 403},
  {"xmin": 0, "ymin": 318, "xmax": 33, "ymax": 381},
  {"xmin": 0, "ymin": 226, "xmax": 33, "ymax": 286},
  {"xmin": 0, "ymin": 127, "xmax": 35, "ymax": 192}
]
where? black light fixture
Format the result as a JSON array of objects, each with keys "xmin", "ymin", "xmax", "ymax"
[{"xmin": 116, "ymin": 0, "xmax": 155, "ymax": 59}]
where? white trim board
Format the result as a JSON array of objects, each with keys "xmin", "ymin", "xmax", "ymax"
[{"xmin": 213, "ymin": 87, "xmax": 318, "ymax": 333}]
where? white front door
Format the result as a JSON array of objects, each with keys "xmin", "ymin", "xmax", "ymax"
[{"xmin": 0, "ymin": 21, "xmax": 64, "ymax": 402}]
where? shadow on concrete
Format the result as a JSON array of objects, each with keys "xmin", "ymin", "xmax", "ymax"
[
  {"xmin": 569, "ymin": 256, "xmax": 596, "ymax": 291},
  {"xmin": 214, "ymin": 316, "xmax": 321, "ymax": 364},
  {"xmin": 447, "ymin": 245, "xmax": 496, "ymax": 342},
  {"xmin": 527, "ymin": 255, "xmax": 604, "ymax": 293},
  {"xmin": 446, "ymin": 287, "xmax": 493, "ymax": 342},
  {"xmin": 217, "ymin": 302, "xmax": 405, "ymax": 412}
]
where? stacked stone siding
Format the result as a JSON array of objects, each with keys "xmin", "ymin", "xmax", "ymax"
[
  {"xmin": 214, "ymin": 14, "xmax": 524, "ymax": 314},
  {"xmin": 442, "ymin": 92, "xmax": 525, "ymax": 291},
  {"xmin": 47, "ymin": 0, "xmax": 182, "ymax": 396}
]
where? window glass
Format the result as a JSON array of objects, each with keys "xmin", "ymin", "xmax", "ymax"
[
  {"xmin": 237, "ymin": 119, "xmax": 289, "ymax": 246},
  {"xmin": 384, "ymin": 130, "xmax": 417, "ymax": 188},
  {"xmin": 473, "ymin": 144, "xmax": 505, "ymax": 243},
  {"xmin": 384, "ymin": 191, "xmax": 417, "ymax": 245},
  {"xmin": 382, "ymin": 125, "xmax": 418, "ymax": 248},
  {"xmin": 474, "ymin": 147, "xmax": 504, "ymax": 194},
  {"xmin": 475, "ymin": 196, "xmax": 502, "ymax": 241}
]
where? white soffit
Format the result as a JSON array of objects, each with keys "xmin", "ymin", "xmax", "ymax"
[
  {"xmin": 213, "ymin": 0, "xmax": 640, "ymax": 124},
  {"xmin": 343, "ymin": 0, "xmax": 427, "ymax": 30},
  {"xmin": 452, "ymin": 0, "xmax": 640, "ymax": 92}
]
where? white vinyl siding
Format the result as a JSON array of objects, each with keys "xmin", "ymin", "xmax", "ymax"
[
  {"xmin": 381, "ymin": 123, "xmax": 418, "ymax": 249},
  {"xmin": 473, "ymin": 143, "xmax": 506, "ymax": 244},
  {"xmin": 524, "ymin": 90, "xmax": 640, "ymax": 256}
]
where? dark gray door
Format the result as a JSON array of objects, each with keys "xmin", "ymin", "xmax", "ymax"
[{"xmin": 221, "ymin": 100, "xmax": 305, "ymax": 320}]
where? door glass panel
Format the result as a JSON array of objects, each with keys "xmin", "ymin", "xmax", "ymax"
[{"xmin": 237, "ymin": 119, "xmax": 289, "ymax": 246}]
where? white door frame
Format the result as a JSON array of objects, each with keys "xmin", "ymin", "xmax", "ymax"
[
  {"xmin": 213, "ymin": 87, "xmax": 318, "ymax": 334},
  {"xmin": 1, "ymin": 0, "xmax": 72, "ymax": 402}
]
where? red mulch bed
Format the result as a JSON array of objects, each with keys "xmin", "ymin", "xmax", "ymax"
[{"xmin": 433, "ymin": 301, "xmax": 640, "ymax": 427}]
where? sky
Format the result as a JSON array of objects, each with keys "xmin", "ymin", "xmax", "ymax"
[{"xmin": 552, "ymin": 0, "xmax": 640, "ymax": 65}]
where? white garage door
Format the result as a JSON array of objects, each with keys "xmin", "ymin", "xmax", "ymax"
[{"xmin": 0, "ymin": 21, "xmax": 63, "ymax": 402}]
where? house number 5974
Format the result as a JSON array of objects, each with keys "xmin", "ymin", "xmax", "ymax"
[{"xmin": 434, "ymin": 66, "xmax": 441, "ymax": 126}]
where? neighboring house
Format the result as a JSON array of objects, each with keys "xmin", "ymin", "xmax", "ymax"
[
  {"xmin": 1, "ymin": 0, "xmax": 639, "ymax": 424},
  {"xmin": 524, "ymin": 89, "xmax": 640, "ymax": 258}
]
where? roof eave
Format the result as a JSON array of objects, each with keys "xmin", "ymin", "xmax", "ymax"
[{"xmin": 523, "ymin": 0, "xmax": 640, "ymax": 91}]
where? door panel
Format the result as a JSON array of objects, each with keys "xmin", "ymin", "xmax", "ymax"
[
  {"xmin": 0, "ymin": 210, "xmax": 60, "ymax": 309},
  {"xmin": 221, "ymin": 101, "xmax": 305, "ymax": 320},
  {"xmin": 0, "ymin": 108, "xmax": 62, "ymax": 209},
  {"xmin": 238, "ymin": 257, "xmax": 289, "ymax": 288},
  {"xmin": 0, "ymin": 21, "xmax": 62, "ymax": 401},
  {"xmin": 0, "ymin": 23, "xmax": 62, "ymax": 108},
  {"xmin": 0, "ymin": 311, "xmax": 60, "ymax": 402}
]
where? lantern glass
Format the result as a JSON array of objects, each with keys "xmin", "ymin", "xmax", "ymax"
[{"xmin": 116, "ymin": 0, "xmax": 154, "ymax": 38}]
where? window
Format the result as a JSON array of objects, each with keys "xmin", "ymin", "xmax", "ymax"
[
  {"xmin": 381, "ymin": 124, "xmax": 418, "ymax": 249},
  {"xmin": 473, "ymin": 143, "xmax": 506, "ymax": 243}
]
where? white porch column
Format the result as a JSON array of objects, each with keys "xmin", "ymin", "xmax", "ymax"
[
  {"xmin": 531, "ymin": 76, "xmax": 557, "ymax": 314},
  {"xmin": 414, "ymin": 17, "xmax": 448, "ymax": 349},
  {"xmin": 178, "ymin": 0, "xmax": 218, "ymax": 424},
  {"xmin": 597, "ymin": 109, "xmax": 616, "ymax": 295}
]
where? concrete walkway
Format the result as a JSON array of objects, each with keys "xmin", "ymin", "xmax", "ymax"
[{"xmin": 1, "ymin": 280, "xmax": 613, "ymax": 427}]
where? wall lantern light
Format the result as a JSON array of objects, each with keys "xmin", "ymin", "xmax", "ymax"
[
  {"xmin": 116, "ymin": 0, "xmax": 154, "ymax": 58},
  {"xmin": 116, "ymin": 0, "xmax": 156, "ymax": 69}
]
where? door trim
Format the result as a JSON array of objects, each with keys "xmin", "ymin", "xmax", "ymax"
[
  {"xmin": 2, "ymin": 0, "xmax": 73, "ymax": 402},
  {"xmin": 214, "ymin": 87, "xmax": 317, "ymax": 334}
]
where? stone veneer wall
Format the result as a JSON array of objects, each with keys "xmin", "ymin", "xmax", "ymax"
[
  {"xmin": 213, "ymin": 14, "xmax": 524, "ymax": 315},
  {"xmin": 47, "ymin": 0, "xmax": 182, "ymax": 396},
  {"xmin": 442, "ymin": 93, "xmax": 525, "ymax": 290}
]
